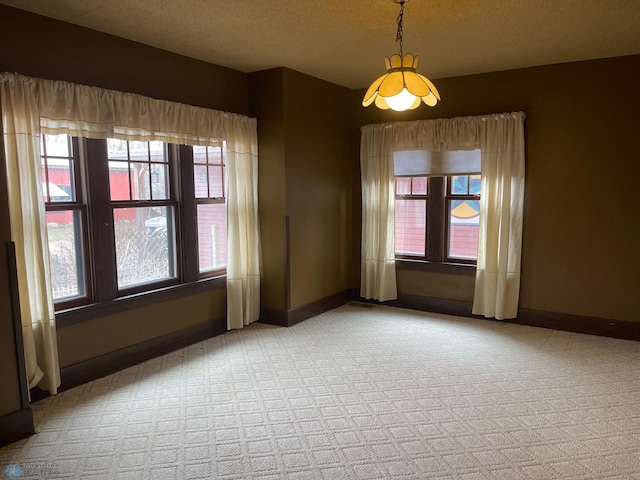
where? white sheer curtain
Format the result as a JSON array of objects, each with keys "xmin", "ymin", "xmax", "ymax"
[
  {"xmin": 360, "ymin": 112, "xmax": 526, "ymax": 318},
  {"xmin": 360, "ymin": 124, "xmax": 397, "ymax": 301},
  {"xmin": 473, "ymin": 114, "xmax": 526, "ymax": 319},
  {"xmin": 0, "ymin": 73, "xmax": 261, "ymax": 393},
  {"xmin": 224, "ymin": 115, "xmax": 261, "ymax": 329},
  {"xmin": 0, "ymin": 75, "xmax": 59, "ymax": 394}
]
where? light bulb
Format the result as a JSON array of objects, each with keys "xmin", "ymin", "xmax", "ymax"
[{"xmin": 386, "ymin": 88, "xmax": 416, "ymax": 112}]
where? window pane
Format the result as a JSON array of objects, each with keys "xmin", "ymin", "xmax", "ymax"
[
  {"xmin": 45, "ymin": 134, "xmax": 72, "ymax": 158},
  {"xmin": 394, "ymin": 198, "xmax": 426, "ymax": 255},
  {"xmin": 42, "ymin": 162, "xmax": 74, "ymax": 203},
  {"xmin": 46, "ymin": 210, "xmax": 85, "ymax": 301},
  {"xmin": 451, "ymin": 175, "xmax": 469, "ymax": 195},
  {"xmin": 208, "ymin": 166, "xmax": 223, "ymax": 198},
  {"xmin": 129, "ymin": 141, "xmax": 149, "ymax": 161},
  {"xmin": 208, "ymin": 147, "xmax": 223, "ymax": 165},
  {"xmin": 469, "ymin": 174, "xmax": 482, "ymax": 195},
  {"xmin": 194, "ymin": 165, "xmax": 209, "ymax": 197},
  {"xmin": 150, "ymin": 163, "xmax": 169, "ymax": 200},
  {"xmin": 109, "ymin": 161, "xmax": 131, "ymax": 200},
  {"xmin": 41, "ymin": 134, "xmax": 76, "ymax": 203},
  {"xmin": 448, "ymin": 200, "xmax": 480, "ymax": 259},
  {"xmin": 193, "ymin": 145, "xmax": 208, "ymax": 164},
  {"xmin": 395, "ymin": 177, "xmax": 411, "ymax": 195},
  {"xmin": 130, "ymin": 163, "xmax": 151, "ymax": 200},
  {"xmin": 411, "ymin": 176, "xmax": 427, "ymax": 195},
  {"xmin": 114, "ymin": 206, "xmax": 175, "ymax": 288},
  {"xmin": 149, "ymin": 141, "xmax": 165, "ymax": 162},
  {"xmin": 197, "ymin": 203, "xmax": 227, "ymax": 273},
  {"xmin": 107, "ymin": 139, "xmax": 129, "ymax": 160}
]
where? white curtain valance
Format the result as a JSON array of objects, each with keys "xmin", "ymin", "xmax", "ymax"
[
  {"xmin": 1, "ymin": 72, "xmax": 229, "ymax": 146},
  {"xmin": 378, "ymin": 115, "xmax": 482, "ymax": 152},
  {"xmin": 362, "ymin": 113, "xmax": 522, "ymax": 152}
]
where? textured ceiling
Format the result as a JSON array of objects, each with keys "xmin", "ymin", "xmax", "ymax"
[{"xmin": 2, "ymin": 0, "xmax": 640, "ymax": 89}]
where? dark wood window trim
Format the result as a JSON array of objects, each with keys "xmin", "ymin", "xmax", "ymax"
[
  {"xmin": 192, "ymin": 144, "xmax": 227, "ymax": 279},
  {"xmin": 179, "ymin": 144, "xmax": 199, "ymax": 283},
  {"xmin": 86, "ymin": 138, "xmax": 185, "ymax": 298},
  {"xmin": 395, "ymin": 258, "xmax": 476, "ymax": 276},
  {"xmin": 86, "ymin": 138, "xmax": 118, "ymax": 300},
  {"xmin": 394, "ymin": 176, "xmax": 429, "ymax": 259},
  {"xmin": 55, "ymin": 275, "xmax": 226, "ymax": 328},
  {"xmin": 42, "ymin": 136, "xmax": 229, "ymax": 327},
  {"xmin": 394, "ymin": 175, "xmax": 480, "ymax": 272},
  {"xmin": 427, "ymin": 177, "xmax": 445, "ymax": 262},
  {"xmin": 42, "ymin": 135, "xmax": 92, "ymax": 310},
  {"xmin": 444, "ymin": 175, "xmax": 481, "ymax": 265}
]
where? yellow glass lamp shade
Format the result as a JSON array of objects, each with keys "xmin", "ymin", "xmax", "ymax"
[{"xmin": 362, "ymin": 54, "xmax": 441, "ymax": 111}]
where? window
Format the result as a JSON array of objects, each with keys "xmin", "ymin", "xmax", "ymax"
[
  {"xmin": 393, "ymin": 149, "xmax": 482, "ymax": 266},
  {"xmin": 394, "ymin": 176, "xmax": 427, "ymax": 256},
  {"xmin": 193, "ymin": 145, "xmax": 227, "ymax": 274},
  {"xmin": 446, "ymin": 175, "xmax": 481, "ymax": 261},
  {"xmin": 395, "ymin": 174, "xmax": 481, "ymax": 264},
  {"xmin": 107, "ymin": 139, "xmax": 176, "ymax": 289},
  {"xmin": 41, "ymin": 134, "xmax": 89, "ymax": 308},
  {"xmin": 41, "ymin": 134, "xmax": 226, "ymax": 311}
]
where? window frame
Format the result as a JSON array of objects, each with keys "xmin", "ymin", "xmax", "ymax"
[
  {"xmin": 394, "ymin": 176, "xmax": 429, "ymax": 260},
  {"xmin": 444, "ymin": 175, "xmax": 482, "ymax": 265},
  {"xmin": 102, "ymin": 139, "xmax": 181, "ymax": 295},
  {"xmin": 41, "ymin": 135, "xmax": 92, "ymax": 310},
  {"xmin": 394, "ymin": 174, "xmax": 479, "ymax": 274},
  {"xmin": 193, "ymin": 144, "xmax": 227, "ymax": 278},
  {"xmin": 42, "ymin": 135, "xmax": 227, "ymax": 327}
]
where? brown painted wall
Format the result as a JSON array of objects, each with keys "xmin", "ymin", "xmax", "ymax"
[
  {"xmin": 0, "ymin": 135, "xmax": 22, "ymax": 417},
  {"xmin": 352, "ymin": 55, "xmax": 640, "ymax": 322},
  {"xmin": 249, "ymin": 68, "xmax": 354, "ymax": 313},
  {"xmin": 248, "ymin": 69, "xmax": 287, "ymax": 311},
  {"xmin": 58, "ymin": 289, "xmax": 226, "ymax": 367},
  {"xmin": 282, "ymin": 69, "xmax": 353, "ymax": 309},
  {"xmin": 0, "ymin": 5, "xmax": 249, "ymax": 114}
]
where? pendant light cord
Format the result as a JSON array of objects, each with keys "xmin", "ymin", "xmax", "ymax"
[{"xmin": 396, "ymin": 1, "xmax": 405, "ymax": 56}]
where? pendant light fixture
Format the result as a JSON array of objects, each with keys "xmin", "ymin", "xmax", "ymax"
[{"xmin": 362, "ymin": 0, "xmax": 441, "ymax": 111}]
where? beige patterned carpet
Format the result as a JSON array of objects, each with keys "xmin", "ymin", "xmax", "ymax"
[{"xmin": 2, "ymin": 303, "xmax": 640, "ymax": 479}]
